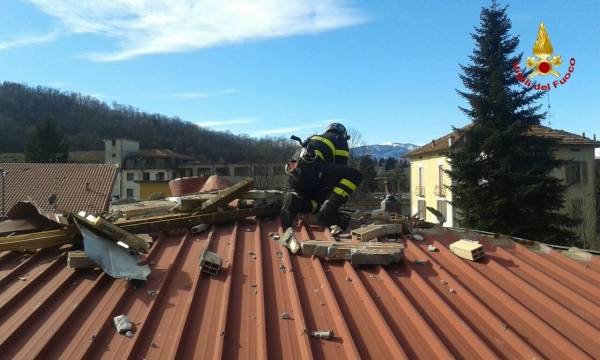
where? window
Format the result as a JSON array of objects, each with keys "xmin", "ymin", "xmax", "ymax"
[
  {"xmin": 143, "ymin": 172, "xmax": 150, "ymax": 181},
  {"xmin": 234, "ymin": 166, "xmax": 250, "ymax": 176},
  {"xmin": 437, "ymin": 199, "xmax": 447, "ymax": 221},
  {"xmin": 215, "ymin": 167, "xmax": 230, "ymax": 176},
  {"xmin": 436, "ymin": 165, "xmax": 445, "ymax": 196},
  {"xmin": 112, "ymin": 139, "xmax": 116, "ymax": 146},
  {"xmin": 126, "ymin": 188, "xmax": 134, "ymax": 198},
  {"xmin": 417, "ymin": 199, "xmax": 426, "ymax": 219},
  {"xmin": 416, "ymin": 166, "xmax": 424, "ymax": 196},
  {"xmin": 156, "ymin": 172, "xmax": 165, "ymax": 181},
  {"xmin": 112, "ymin": 153, "xmax": 116, "ymax": 158},
  {"xmin": 565, "ymin": 161, "xmax": 587, "ymax": 185},
  {"xmin": 126, "ymin": 172, "xmax": 134, "ymax": 181},
  {"xmin": 254, "ymin": 166, "xmax": 268, "ymax": 176},
  {"xmin": 198, "ymin": 168, "xmax": 212, "ymax": 176}
]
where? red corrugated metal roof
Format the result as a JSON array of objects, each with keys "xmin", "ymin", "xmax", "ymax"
[
  {"xmin": 0, "ymin": 163, "xmax": 118, "ymax": 215},
  {"xmin": 0, "ymin": 219, "xmax": 599, "ymax": 359}
]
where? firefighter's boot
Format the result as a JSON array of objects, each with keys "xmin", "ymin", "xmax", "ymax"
[{"xmin": 316, "ymin": 193, "xmax": 349, "ymax": 229}]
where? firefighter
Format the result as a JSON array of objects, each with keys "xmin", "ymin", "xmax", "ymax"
[{"xmin": 281, "ymin": 123, "xmax": 362, "ymax": 229}]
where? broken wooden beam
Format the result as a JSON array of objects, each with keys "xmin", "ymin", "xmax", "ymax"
[
  {"xmin": 351, "ymin": 224, "xmax": 403, "ymax": 242},
  {"xmin": 75, "ymin": 212, "xmax": 150, "ymax": 253},
  {"xmin": 0, "ymin": 228, "xmax": 77, "ymax": 251},
  {"xmin": 67, "ymin": 250, "xmax": 98, "ymax": 269},
  {"xmin": 301, "ymin": 240, "xmax": 404, "ymax": 265},
  {"xmin": 193, "ymin": 178, "xmax": 254, "ymax": 214},
  {"xmin": 119, "ymin": 203, "xmax": 280, "ymax": 234}
]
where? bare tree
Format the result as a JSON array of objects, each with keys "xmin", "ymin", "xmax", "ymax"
[{"xmin": 347, "ymin": 127, "xmax": 366, "ymax": 149}]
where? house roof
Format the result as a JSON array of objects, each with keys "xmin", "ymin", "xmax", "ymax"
[
  {"xmin": 0, "ymin": 163, "xmax": 118, "ymax": 215},
  {"xmin": 0, "ymin": 219, "xmax": 598, "ymax": 359},
  {"xmin": 407, "ymin": 124, "xmax": 600, "ymax": 158},
  {"xmin": 132, "ymin": 149, "xmax": 193, "ymax": 160}
]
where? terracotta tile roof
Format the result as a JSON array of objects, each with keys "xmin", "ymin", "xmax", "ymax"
[
  {"xmin": 407, "ymin": 124, "xmax": 600, "ymax": 157},
  {"xmin": 0, "ymin": 220, "xmax": 598, "ymax": 358},
  {"xmin": 133, "ymin": 149, "xmax": 193, "ymax": 160},
  {"xmin": 0, "ymin": 163, "xmax": 118, "ymax": 215}
]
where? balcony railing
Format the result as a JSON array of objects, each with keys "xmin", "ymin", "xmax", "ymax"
[
  {"xmin": 415, "ymin": 186, "xmax": 424, "ymax": 197},
  {"xmin": 434, "ymin": 185, "xmax": 446, "ymax": 197}
]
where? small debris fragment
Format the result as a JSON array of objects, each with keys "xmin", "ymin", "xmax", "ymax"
[
  {"xmin": 412, "ymin": 234, "xmax": 424, "ymax": 242},
  {"xmin": 113, "ymin": 315, "xmax": 136, "ymax": 336},
  {"xmin": 414, "ymin": 259, "xmax": 427, "ymax": 265},
  {"xmin": 279, "ymin": 264, "xmax": 286, "ymax": 273},
  {"xmin": 147, "ymin": 290, "xmax": 157, "ymax": 297},
  {"xmin": 449, "ymin": 288, "xmax": 456, "ymax": 293},
  {"xmin": 18, "ymin": 276, "xmax": 27, "ymax": 281},
  {"xmin": 330, "ymin": 225, "xmax": 343, "ymax": 236},
  {"xmin": 427, "ymin": 245, "xmax": 438, "ymax": 252},
  {"xmin": 191, "ymin": 224, "xmax": 209, "ymax": 234},
  {"xmin": 280, "ymin": 312, "xmax": 291, "ymax": 320},
  {"xmin": 311, "ymin": 330, "xmax": 333, "ymax": 340},
  {"xmin": 248, "ymin": 251, "xmax": 256, "ymax": 256},
  {"xmin": 345, "ymin": 276, "xmax": 352, "ymax": 282},
  {"xmin": 269, "ymin": 232, "xmax": 281, "ymax": 241},
  {"xmin": 276, "ymin": 251, "xmax": 283, "ymax": 259},
  {"xmin": 440, "ymin": 279, "xmax": 448, "ymax": 285},
  {"xmin": 337, "ymin": 233, "xmax": 352, "ymax": 239}
]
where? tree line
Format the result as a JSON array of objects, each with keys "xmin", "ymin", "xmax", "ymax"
[{"xmin": 0, "ymin": 82, "xmax": 296, "ymax": 163}]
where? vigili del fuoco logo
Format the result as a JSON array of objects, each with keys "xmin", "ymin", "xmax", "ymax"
[{"xmin": 513, "ymin": 22, "xmax": 575, "ymax": 91}]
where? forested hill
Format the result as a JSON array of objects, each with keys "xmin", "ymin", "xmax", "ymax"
[{"xmin": 0, "ymin": 82, "xmax": 295, "ymax": 163}]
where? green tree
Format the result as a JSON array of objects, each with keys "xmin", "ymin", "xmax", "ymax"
[
  {"xmin": 358, "ymin": 156, "xmax": 378, "ymax": 192},
  {"xmin": 384, "ymin": 157, "xmax": 397, "ymax": 171},
  {"xmin": 447, "ymin": 1, "xmax": 575, "ymax": 244},
  {"xmin": 24, "ymin": 119, "xmax": 69, "ymax": 162}
]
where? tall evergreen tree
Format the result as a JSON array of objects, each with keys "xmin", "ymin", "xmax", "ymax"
[
  {"xmin": 24, "ymin": 119, "xmax": 69, "ymax": 162},
  {"xmin": 358, "ymin": 155, "xmax": 378, "ymax": 193},
  {"xmin": 448, "ymin": 1, "xmax": 575, "ymax": 244}
]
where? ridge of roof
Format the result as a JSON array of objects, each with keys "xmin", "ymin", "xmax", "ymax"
[{"xmin": 406, "ymin": 124, "xmax": 600, "ymax": 158}]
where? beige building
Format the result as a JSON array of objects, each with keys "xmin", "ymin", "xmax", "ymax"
[{"xmin": 407, "ymin": 125, "xmax": 599, "ymax": 249}]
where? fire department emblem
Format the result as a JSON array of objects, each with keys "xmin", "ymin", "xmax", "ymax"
[{"xmin": 526, "ymin": 22, "xmax": 562, "ymax": 78}]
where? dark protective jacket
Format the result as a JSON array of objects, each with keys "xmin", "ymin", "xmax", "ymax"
[{"xmin": 303, "ymin": 131, "xmax": 350, "ymax": 165}]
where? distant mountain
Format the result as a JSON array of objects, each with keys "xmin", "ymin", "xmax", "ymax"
[{"xmin": 351, "ymin": 143, "xmax": 419, "ymax": 159}]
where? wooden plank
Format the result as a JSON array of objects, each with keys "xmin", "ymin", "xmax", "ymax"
[
  {"xmin": 0, "ymin": 228, "xmax": 76, "ymax": 251},
  {"xmin": 67, "ymin": 250, "xmax": 98, "ymax": 269},
  {"xmin": 74, "ymin": 212, "xmax": 150, "ymax": 253},
  {"xmin": 120, "ymin": 204, "xmax": 280, "ymax": 234},
  {"xmin": 193, "ymin": 178, "xmax": 254, "ymax": 214}
]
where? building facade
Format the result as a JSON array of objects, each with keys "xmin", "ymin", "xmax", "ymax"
[{"xmin": 407, "ymin": 126, "xmax": 599, "ymax": 248}]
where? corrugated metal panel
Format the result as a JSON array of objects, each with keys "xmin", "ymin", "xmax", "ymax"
[
  {"xmin": 0, "ymin": 163, "xmax": 118, "ymax": 214},
  {"xmin": 0, "ymin": 219, "xmax": 599, "ymax": 359}
]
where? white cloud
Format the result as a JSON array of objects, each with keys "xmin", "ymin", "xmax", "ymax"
[
  {"xmin": 0, "ymin": 29, "xmax": 60, "ymax": 51},
  {"xmin": 252, "ymin": 119, "xmax": 336, "ymax": 136},
  {"xmin": 23, "ymin": 0, "xmax": 366, "ymax": 61},
  {"xmin": 168, "ymin": 89, "xmax": 237, "ymax": 99},
  {"xmin": 195, "ymin": 117, "xmax": 259, "ymax": 128}
]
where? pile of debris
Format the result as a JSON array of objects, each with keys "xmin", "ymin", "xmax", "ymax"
[{"xmin": 0, "ymin": 177, "xmax": 282, "ymax": 280}]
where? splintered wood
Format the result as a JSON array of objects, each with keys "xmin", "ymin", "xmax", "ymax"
[
  {"xmin": 450, "ymin": 239, "xmax": 485, "ymax": 261},
  {"xmin": 193, "ymin": 178, "xmax": 254, "ymax": 214},
  {"xmin": 351, "ymin": 224, "xmax": 403, "ymax": 242},
  {"xmin": 75, "ymin": 212, "xmax": 150, "ymax": 253},
  {"xmin": 301, "ymin": 240, "xmax": 404, "ymax": 266}
]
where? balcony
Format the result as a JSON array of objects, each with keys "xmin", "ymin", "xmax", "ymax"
[
  {"xmin": 434, "ymin": 185, "xmax": 446, "ymax": 197},
  {"xmin": 415, "ymin": 186, "xmax": 424, "ymax": 197}
]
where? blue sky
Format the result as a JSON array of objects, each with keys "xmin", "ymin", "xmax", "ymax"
[{"xmin": 0, "ymin": 0, "xmax": 598, "ymax": 146}]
